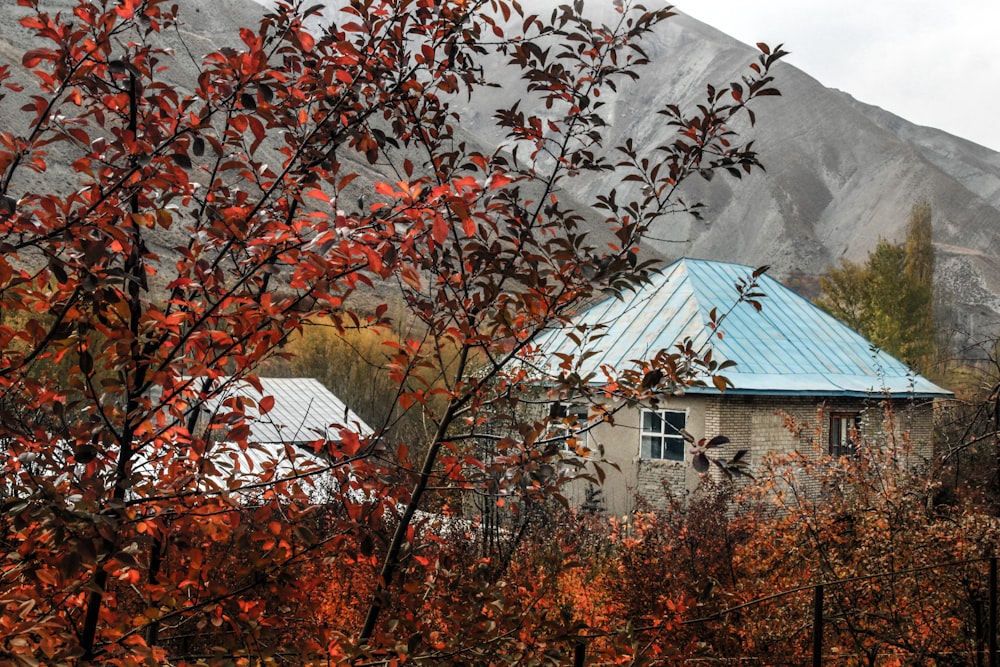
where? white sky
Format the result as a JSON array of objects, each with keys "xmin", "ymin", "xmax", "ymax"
[{"xmin": 676, "ymin": 0, "xmax": 1000, "ymax": 151}]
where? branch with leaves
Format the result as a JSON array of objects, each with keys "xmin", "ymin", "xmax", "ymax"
[{"xmin": 0, "ymin": 0, "xmax": 784, "ymax": 663}]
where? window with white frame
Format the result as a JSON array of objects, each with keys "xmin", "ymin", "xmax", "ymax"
[{"xmin": 640, "ymin": 409, "xmax": 686, "ymax": 461}]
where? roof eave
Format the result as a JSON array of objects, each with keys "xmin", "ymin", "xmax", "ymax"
[{"xmin": 682, "ymin": 386, "xmax": 953, "ymax": 399}]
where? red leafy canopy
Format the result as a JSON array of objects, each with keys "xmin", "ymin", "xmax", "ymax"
[{"xmin": 0, "ymin": 0, "xmax": 784, "ymax": 663}]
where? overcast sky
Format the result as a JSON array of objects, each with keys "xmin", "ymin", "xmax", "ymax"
[{"xmin": 674, "ymin": 1, "xmax": 1000, "ymax": 151}]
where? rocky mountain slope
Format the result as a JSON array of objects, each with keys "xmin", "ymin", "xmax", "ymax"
[
  {"xmin": 474, "ymin": 6, "xmax": 1000, "ymax": 352},
  {"xmin": 2, "ymin": 0, "xmax": 998, "ymax": 352}
]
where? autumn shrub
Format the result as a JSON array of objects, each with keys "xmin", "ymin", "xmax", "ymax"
[
  {"xmin": 443, "ymin": 422, "xmax": 1000, "ymax": 666},
  {"xmin": 156, "ymin": 448, "xmax": 999, "ymax": 666},
  {"xmin": 723, "ymin": 439, "xmax": 1000, "ymax": 665},
  {"xmin": 0, "ymin": 0, "xmax": 787, "ymax": 661},
  {"xmin": 935, "ymin": 345, "xmax": 1000, "ymax": 512}
]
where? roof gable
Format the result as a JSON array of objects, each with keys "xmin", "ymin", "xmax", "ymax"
[{"xmin": 538, "ymin": 258, "xmax": 951, "ymax": 398}]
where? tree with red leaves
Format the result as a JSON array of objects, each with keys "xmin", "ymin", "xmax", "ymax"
[{"xmin": 0, "ymin": 0, "xmax": 782, "ymax": 662}]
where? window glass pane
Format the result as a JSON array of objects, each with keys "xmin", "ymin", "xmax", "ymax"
[
  {"xmin": 830, "ymin": 414, "xmax": 859, "ymax": 456},
  {"xmin": 664, "ymin": 436, "xmax": 685, "ymax": 460},
  {"xmin": 663, "ymin": 410, "xmax": 685, "ymax": 434},
  {"xmin": 641, "ymin": 435, "xmax": 656, "ymax": 459},
  {"xmin": 573, "ymin": 409, "xmax": 588, "ymax": 447},
  {"xmin": 642, "ymin": 411, "xmax": 661, "ymax": 433}
]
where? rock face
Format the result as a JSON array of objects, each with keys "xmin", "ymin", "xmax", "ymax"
[{"xmin": 2, "ymin": 1, "xmax": 999, "ymax": 348}]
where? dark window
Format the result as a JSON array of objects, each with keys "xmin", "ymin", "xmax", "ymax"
[
  {"xmin": 549, "ymin": 404, "xmax": 589, "ymax": 453},
  {"xmin": 829, "ymin": 413, "xmax": 861, "ymax": 457},
  {"xmin": 640, "ymin": 409, "xmax": 686, "ymax": 461},
  {"xmin": 561, "ymin": 407, "xmax": 589, "ymax": 452}
]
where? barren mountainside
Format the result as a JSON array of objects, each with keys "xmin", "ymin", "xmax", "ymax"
[
  {"xmin": 2, "ymin": 0, "xmax": 998, "ymax": 351},
  {"xmin": 510, "ymin": 8, "xmax": 1000, "ymax": 352},
  {"xmin": 456, "ymin": 4, "xmax": 1000, "ymax": 351}
]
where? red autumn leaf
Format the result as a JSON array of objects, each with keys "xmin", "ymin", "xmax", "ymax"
[
  {"xmin": 489, "ymin": 172, "xmax": 513, "ymax": 190},
  {"xmin": 296, "ymin": 28, "xmax": 315, "ymax": 52},
  {"xmin": 432, "ymin": 214, "xmax": 448, "ymax": 245}
]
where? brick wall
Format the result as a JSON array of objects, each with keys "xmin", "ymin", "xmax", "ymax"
[
  {"xmin": 705, "ymin": 395, "xmax": 936, "ymax": 461},
  {"xmin": 635, "ymin": 458, "xmax": 689, "ymax": 507},
  {"xmin": 700, "ymin": 394, "xmax": 937, "ymax": 502}
]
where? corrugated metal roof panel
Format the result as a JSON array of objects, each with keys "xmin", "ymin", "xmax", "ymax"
[
  {"xmin": 209, "ymin": 377, "xmax": 374, "ymax": 445},
  {"xmin": 536, "ymin": 258, "xmax": 951, "ymax": 398}
]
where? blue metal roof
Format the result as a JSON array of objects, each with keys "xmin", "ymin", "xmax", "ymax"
[{"xmin": 537, "ymin": 258, "xmax": 951, "ymax": 398}]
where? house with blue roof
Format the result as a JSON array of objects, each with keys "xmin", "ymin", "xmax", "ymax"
[{"xmin": 536, "ymin": 258, "xmax": 952, "ymax": 514}]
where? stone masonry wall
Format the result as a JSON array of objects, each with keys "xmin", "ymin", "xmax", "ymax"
[{"xmin": 635, "ymin": 458, "xmax": 690, "ymax": 507}]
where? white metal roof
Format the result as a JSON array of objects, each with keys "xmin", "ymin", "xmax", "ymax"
[{"xmin": 207, "ymin": 376, "xmax": 373, "ymax": 445}]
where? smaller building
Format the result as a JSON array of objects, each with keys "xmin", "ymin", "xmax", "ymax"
[
  {"xmin": 198, "ymin": 377, "xmax": 372, "ymax": 499},
  {"xmin": 536, "ymin": 258, "xmax": 952, "ymax": 515}
]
